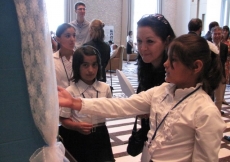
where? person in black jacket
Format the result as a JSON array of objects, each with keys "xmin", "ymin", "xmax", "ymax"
[
  {"xmin": 204, "ymin": 21, "xmax": 219, "ymax": 41},
  {"xmin": 187, "ymin": 18, "xmax": 202, "ymax": 36},
  {"xmin": 84, "ymin": 19, "xmax": 110, "ymax": 83},
  {"xmin": 211, "ymin": 26, "xmax": 228, "ymax": 114}
]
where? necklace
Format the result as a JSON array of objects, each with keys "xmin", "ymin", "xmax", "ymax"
[{"xmin": 59, "ymin": 52, "xmax": 73, "ymax": 86}]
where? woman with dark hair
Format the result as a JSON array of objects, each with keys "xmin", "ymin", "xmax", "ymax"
[
  {"xmin": 222, "ymin": 25, "xmax": 230, "ymax": 85},
  {"xmin": 53, "ymin": 23, "xmax": 76, "ymax": 88},
  {"xmin": 58, "ymin": 34, "xmax": 225, "ymax": 161},
  {"xmin": 135, "ymin": 14, "xmax": 176, "ymax": 155},
  {"xmin": 59, "ymin": 45, "xmax": 114, "ymax": 162},
  {"xmin": 84, "ymin": 19, "xmax": 110, "ymax": 83},
  {"xmin": 126, "ymin": 30, "xmax": 133, "ymax": 64}
]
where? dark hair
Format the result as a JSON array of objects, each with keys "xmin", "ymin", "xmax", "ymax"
[
  {"xmin": 128, "ymin": 31, "xmax": 132, "ymax": 36},
  {"xmin": 137, "ymin": 14, "xmax": 176, "ymax": 42},
  {"xmin": 71, "ymin": 45, "xmax": 102, "ymax": 83},
  {"xmin": 168, "ymin": 34, "xmax": 222, "ymax": 96},
  {"xmin": 188, "ymin": 18, "xmax": 202, "ymax": 32},
  {"xmin": 222, "ymin": 25, "xmax": 230, "ymax": 40},
  {"xmin": 56, "ymin": 23, "xmax": 75, "ymax": 37},
  {"xmin": 209, "ymin": 21, "xmax": 219, "ymax": 31},
  {"xmin": 56, "ymin": 23, "xmax": 75, "ymax": 50},
  {"xmin": 90, "ymin": 19, "xmax": 105, "ymax": 42},
  {"xmin": 223, "ymin": 25, "xmax": 230, "ymax": 32},
  {"xmin": 137, "ymin": 14, "xmax": 176, "ymax": 92},
  {"xmin": 211, "ymin": 26, "xmax": 222, "ymax": 33},
  {"xmin": 74, "ymin": 1, "xmax": 86, "ymax": 10}
]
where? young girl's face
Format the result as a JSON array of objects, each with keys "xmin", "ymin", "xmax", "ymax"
[
  {"xmin": 80, "ymin": 55, "xmax": 98, "ymax": 85},
  {"xmin": 57, "ymin": 27, "xmax": 76, "ymax": 50},
  {"xmin": 164, "ymin": 53, "xmax": 197, "ymax": 89}
]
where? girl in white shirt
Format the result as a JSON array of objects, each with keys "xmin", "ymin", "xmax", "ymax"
[
  {"xmin": 53, "ymin": 23, "xmax": 76, "ymax": 88},
  {"xmin": 58, "ymin": 34, "xmax": 226, "ymax": 162},
  {"xmin": 59, "ymin": 45, "xmax": 114, "ymax": 162}
]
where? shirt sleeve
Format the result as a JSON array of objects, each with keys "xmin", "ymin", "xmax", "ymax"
[
  {"xmin": 80, "ymin": 88, "xmax": 155, "ymax": 118},
  {"xmin": 59, "ymin": 107, "xmax": 71, "ymax": 118},
  {"xmin": 192, "ymin": 106, "xmax": 226, "ymax": 161},
  {"xmin": 59, "ymin": 88, "xmax": 75, "ymax": 118}
]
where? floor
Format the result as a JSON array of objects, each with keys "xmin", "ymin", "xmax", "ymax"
[{"xmin": 105, "ymin": 61, "xmax": 230, "ymax": 162}]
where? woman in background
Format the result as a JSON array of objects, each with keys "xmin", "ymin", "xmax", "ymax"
[
  {"xmin": 136, "ymin": 14, "xmax": 176, "ymax": 157},
  {"xmin": 222, "ymin": 25, "xmax": 230, "ymax": 85},
  {"xmin": 53, "ymin": 23, "xmax": 76, "ymax": 160},
  {"xmin": 53, "ymin": 23, "xmax": 75, "ymax": 88},
  {"xmin": 84, "ymin": 19, "xmax": 110, "ymax": 83},
  {"xmin": 126, "ymin": 30, "xmax": 133, "ymax": 64}
]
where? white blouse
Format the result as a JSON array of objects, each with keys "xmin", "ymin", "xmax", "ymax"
[
  {"xmin": 80, "ymin": 82, "xmax": 226, "ymax": 162},
  {"xmin": 53, "ymin": 51, "xmax": 73, "ymax": 88},
  {"xmin": 127, "ymin": 35, "xmax": 133, "ymax": 43},
  {"xmin": 60, "ymin": 80, "xmax": 112, "ymax": 125}
]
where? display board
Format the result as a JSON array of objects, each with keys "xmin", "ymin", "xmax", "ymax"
[{"xmin": 104, "ymin": 25, "xmax": 114, "ymax": 42}]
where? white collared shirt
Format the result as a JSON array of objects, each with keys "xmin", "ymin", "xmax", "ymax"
[
  {"xmin": 59, "ymin": 80, "xmax": 112, "ymax": 124},
  {"xmin": 53, "ymin": 50, "xmax": 73, "ymax": 88},
  {"xmin": 80, "ymin": 82, "xmax": 226, "ymax": 161},
  {"xmin": 70, "ymin": 19, "xmax": 90, "ymax": 49}
]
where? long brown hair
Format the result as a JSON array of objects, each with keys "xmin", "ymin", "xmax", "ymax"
[{"xmin": 89, "ymin": 19, "xmax": 105, "ymax": 42}]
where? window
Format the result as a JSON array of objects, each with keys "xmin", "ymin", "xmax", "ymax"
[
  {"xmin": 221, "ymin": 0, "xmax": 230, "ymax": 26},
  {"xmin": 133, "ymin": 0, "xmax": 158, "ymax": 43},
  {"xmin": 45, "ymin": 0, "xmax": 64, "ymax": 33}
]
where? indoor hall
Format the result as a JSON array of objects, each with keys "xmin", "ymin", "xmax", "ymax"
[{"xmin": 2, "ymin": 0, "xmax": 230, "ymax": 161}]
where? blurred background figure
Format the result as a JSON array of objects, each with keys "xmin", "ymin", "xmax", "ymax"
[
  {"xmin": 110, "ymin": 44, "xmax": 118, "ymax": 59},
  {"xmin": 187, "ymin": 18, "xmax": 202, "ymax": 36},
  {"xmin": 70, "ymin": 2, "xmax": 90, "ymax": 49},
  {"xmin": 204, "ymin": 21, "xmax": 219, "ymax": 41},
  {"xmin": 126, "ymin": 30, "xmax": 133, "ymax": 64},
  {"xmin": 51, "ymin": 31, "xmax": 58, "ymax": 53},
  {"xmin": 211, "ymin": 26, "xmax": 228, "ymax": 113}
]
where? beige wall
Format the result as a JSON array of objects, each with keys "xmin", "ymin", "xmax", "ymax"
[
  {"xmin": 71, "ymin": 0, "xmax": 123, "ymax": 45},
  {"xmin": 162, "ymin": 0, "xmax": 222, "ymax": 37},
  {"xmin": 69, "ymin": 0, "xmax": 222, "ymax": 45}
]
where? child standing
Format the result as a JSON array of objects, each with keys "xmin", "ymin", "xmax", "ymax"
[
  {"xmin": 58, "ymin": 34, "xmax": 226, "ymax": 162},
  {"xmin": 59, "ymin": 45, "xmax": 114, "ymax": 162}
]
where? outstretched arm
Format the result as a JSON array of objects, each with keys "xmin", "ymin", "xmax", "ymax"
[{"xmin": 58, "ymin": 86, "xmax": 82, "ymax": 111}]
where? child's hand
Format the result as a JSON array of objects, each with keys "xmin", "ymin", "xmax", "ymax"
[
  {"xmin": 58, "ymin": 86, "xmax": 72, "ymax": 107},
  {"xmin": 75, "ymin": 122, "xmax": 93, "ymax": 135},
  {"xmin": 58, "ymin": 86, "xmax": 82, "ymax": 111}
]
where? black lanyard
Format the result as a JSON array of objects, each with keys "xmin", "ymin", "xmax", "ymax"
[
  {"xmin": 149, "ymin": 85, "xmax": 201, "ymax": 145},
  {"xmin": 60, "ymin": 52, "xmax": 72, "ymax": 86}
]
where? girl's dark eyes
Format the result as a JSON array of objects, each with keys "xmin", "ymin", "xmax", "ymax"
[
  {"xmin": 92, "ymin": 63, "xmax": 98, "ymax": 67},
  {"xmin": 81, "ymin": 63, "xmax": 98, "ymax": 68},
  {"xmin": 170, "ymin": 57, "xmax": 178, "ymax": 62},
  {"xmin": 137, "ymin": 39, "xmax": 154, "ymax": 44},
  {"xmin": 147, "ymin": 40, "xmax": 154, "ymax": 43},
  {"xmin": 64, "ymin": 34, "xmax": 75, "ymax": 38},
  {"xmin": 82, "ymin": 63, "xmax": 88, "ymax": 67}
]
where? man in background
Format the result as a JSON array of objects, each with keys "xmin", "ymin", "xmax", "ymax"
[
  {"xmin": 204, "ymin": 21, "xmax": 219, "ymax": 41},
  {"xmin": 211, "ymin": 26, "xmax": 228, "ymax": 115},
  {"xmin": 70, "ymin": 2, "xmax": 90, "ymax": 49},
  {"xmin": 188, "ymin": 18, "xmax": 202, "ymax": 36}
]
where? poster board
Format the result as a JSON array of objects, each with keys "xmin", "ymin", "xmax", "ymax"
[{"xmin": 104, "ymin": 25, "xmax": 114, "ymax": 43}]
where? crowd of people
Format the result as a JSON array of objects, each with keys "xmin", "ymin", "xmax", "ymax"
[{"xmin": 50, "ymin": 1, "xmax": 230, "ymax": 162}]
